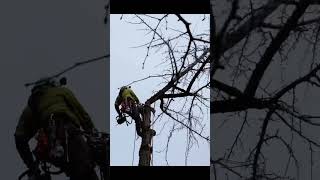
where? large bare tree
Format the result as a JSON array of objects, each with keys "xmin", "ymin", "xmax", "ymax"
[
  {"xmin": 211, "ymin": 0, "xmax": 320, "ymax": 179},
  {"xmin": 119, "ymin": 14, "xmax": 210, "ymax": 166}
]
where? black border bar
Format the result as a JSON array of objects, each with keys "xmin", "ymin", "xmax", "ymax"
[
  {"xmin": 110, "ymin": 166, "xmax": 210, "ymax": 179},
  {"xmin": 110, "ymin": 0, "xmax": 210, "ymax": 14}
]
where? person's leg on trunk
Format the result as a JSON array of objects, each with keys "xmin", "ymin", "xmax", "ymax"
[
  {"xmin": 130, "ymin": 105, "xmax": 143, "ymax": 137},
  {"xmin": 67, "ymin": 124, "xmax": 98, "ymax": 180}
]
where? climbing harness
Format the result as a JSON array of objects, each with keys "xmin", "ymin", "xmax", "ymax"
[
  {"xmin": 19, "ymin": 130, "xmax": 109, "ymax": 180},
  {"xmin": 118, "ymin": 100, "xmax": 141, "ymax": 126},
  {"xmin": 48, "ymin": 114, "xmax": 65, "ymax": 163},
  {"xmin": 120, "ymin": 98, "xmax": 135, "ymax": 114},
  {"xmin": 34, "ymin": 129, "xmax": 50, "ymax": 162}
]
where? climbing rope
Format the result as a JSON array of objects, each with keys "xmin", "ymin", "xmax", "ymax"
[
  {"xmin": 151, "ymin": 135, "xmax": 154, "ymax": 166},
  {"xmin": 150, "ymin": 102, "xmax": 156, "ymax": 166},
  {"xmin": 131, "ymin": 128, "xmax": 137, "ymax": 166}
]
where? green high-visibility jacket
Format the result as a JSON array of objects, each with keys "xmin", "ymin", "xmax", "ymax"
[
  {"xmin": 115, "ymin": 87, "xmax": 140, "ymax": 106},
  {"xmin": 15, "ymin": 87, "xmax": 95, "ymax": 139},
  {"xmin": 15, "ymin": 106, "xmax": 38, "ymax": 139}
]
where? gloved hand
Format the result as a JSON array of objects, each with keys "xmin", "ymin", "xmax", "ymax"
[{"xmin": 117, "ymin": 116, "xmax": 126, "ymax": 125}]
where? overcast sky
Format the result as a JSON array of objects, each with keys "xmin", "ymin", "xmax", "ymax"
[
  {"xmin": 0, "ymin": 0, "xmax": 108, "ymax": 179},
  {"xmin": 110, "ymin": 14, "xmax": 210, "ymax": 166}
]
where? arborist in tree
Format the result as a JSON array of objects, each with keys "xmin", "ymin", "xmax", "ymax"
[
  {"xmin": 115, "ymin": 86, "xmax": 147, "ymax": 137},
  {"xmin": 14, "ymin": 77, "xmax": 99, "ymax": 180}
]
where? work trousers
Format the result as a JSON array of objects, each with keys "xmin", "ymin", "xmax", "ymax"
[
  {"xmin": 123, "ymin": 102, "xmax": 143, "ymax": 137},
  {"xmin": 49, "ymin": 115, "xmax": 99, "ymax": 180}
]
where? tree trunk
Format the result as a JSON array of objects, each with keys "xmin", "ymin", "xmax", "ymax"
[{"xmin": 138, "ymin": 104, "xmax": 154, "ymax": 166}]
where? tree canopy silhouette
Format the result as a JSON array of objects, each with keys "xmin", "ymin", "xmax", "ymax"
[
  {"xmin": 211, "ymin": 0, "xmax": 320, "ymax": 179},
  {"xmin": 120, "ymin": 14, "xmax": 210, "ymax": 166}
]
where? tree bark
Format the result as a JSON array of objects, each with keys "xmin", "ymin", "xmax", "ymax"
[{"xmin": 138, "ymin": 104, "xmax": 154, "ymax": 166}]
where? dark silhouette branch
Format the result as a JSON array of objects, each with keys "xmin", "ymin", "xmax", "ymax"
[
  {"xmin": 120, "ymin": 14, "xmax": 209, "ymax": 166},
  {"xmin": 252, "ymin": 108, "xmax": 275, "ymax": 179},
  {"xmin": 244, "ymin": 1, "xmax": 310, "ymax": 97},
  {"xmin": 25, "ymin": 54, "xmax": 109, "ymax": 87}
]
